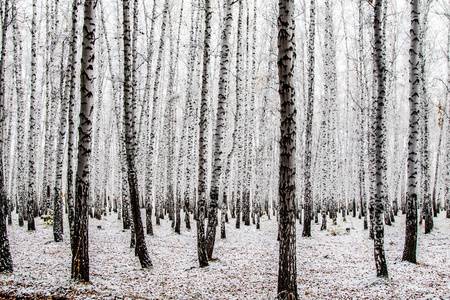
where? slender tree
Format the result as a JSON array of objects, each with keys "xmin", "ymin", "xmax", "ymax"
[
  {"xmin": 358, "ymin": 0, "xmax": 368, "ymax": 231},
  {"xmin": 141, "ymin": 0, "xmax": 157, "ymax": 235},
  {"xmin": 0, "ymin": 0, "xmax": 13, "ymax": 274},
  {"xmin": 27, "ymin": 0, "xmax": 38, "ymax": 231},
  {"xmin": 206, "ymin": 0, "xmax": 233, "ymax": 259},
  {"xmin": 197, "ymin": 0, "xmax": 212, "ymax": 268},
  {"xmin": 174, "ymin": 0, "xmax": 185, "ymax": 235},
  {"xmin": 122, "ymin": 0, "xmax": 152, "ymax": 268},
  {"xmin": 372, "ymin": 0, "xmax": 388, "ymax": 278},
  {"xmin": 66, "ymin": 0, "xmax": 80, "ymax": 247},
  {"xmin": 302, "ymin": 0, "xmax": 315, "ymax": 238},
  {"xmin": 445, "ymin": 22, "xmax": 450, "ymax": 219},
  {"xmin": 12, "ymin": 1, "xmax": 26, "ymax": 228},
  {"xmin": 72, "ymin": 0, "xmax": 97, "ymax": 282},
  {"xmin": 419, "ymin": 0, "xmax": 433, "ymax": 234},
  {"xmin": 53, "ymin": 39, "xmax": 68, "ymax": 242},
  {"xmin": 403, "ymin": 0, "xmax": 420, "ymax": 264},
  {"xmin": 234, "ymin": 0, "xmax": 244, "ymax": 230}
]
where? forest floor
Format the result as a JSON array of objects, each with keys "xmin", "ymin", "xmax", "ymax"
[{"xmin": 0, "ymin": 209, "xmax": 449, "ymax": 299}]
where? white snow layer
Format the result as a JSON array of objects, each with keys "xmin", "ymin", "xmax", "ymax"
[{"xmin": 0, "ymin": 211, "xmax": 449, "ymax": 299}]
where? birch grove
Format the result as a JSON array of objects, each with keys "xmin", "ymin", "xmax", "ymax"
[{"xmin": 0, "ymin": 0, "xmax": 448, "ymax": 296}]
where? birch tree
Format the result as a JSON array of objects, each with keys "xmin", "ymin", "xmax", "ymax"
[
  {"xmin": 122, "ymin": 0, "xmax": 152, "ymax": 268},
  {"xmin": 66, "ymin": 0, "xmax": 80, "ymax": 244},
  {"xmin": 358, "ymin": 0, "xmax": 368, "ymax": 230},
  {"xmin": 72, "ymin": 0, "xmax": 97, "ymax": 282},
  {"xmin": 372, "ymin": 0, "xmax": 388, "ymax": 278},
  {"xmin": 419, "ymin": 0, "xmax": 433, "ymax": 234},
  {"xmin": 197, "ymin": 0, "xmax": 212, "ymax": 268},
  {"xmin": 403, "ymin": 0, "xmax": 420, "ymax": 264},
  {"xmin": 0, "ymin": 0, "xmax": 13, "ymax": 274},
  {"xmin": 234, "ymin": 0, "xmax": 244, "ymax": 230},
  {"xmin": 206, "ymin": 0, "xmax": 233, "ymax": 259},
  {"xmin": 12, "ymin": 1, "xmax": 26, "ymax": 228},
  {"xmin": 302, "ymin": 0, "xmax": 315, "ymax": 238},
  {"xmin": 53, "ymin": 39, "xmax": 68, "ymax": 242},
  {"xmin": 174, "ymin": 0, "xmax": 185, "ymax": 235},
  {"xmin": 277, "ymin": 0, "xmax": 297, "ymax": 297},
  {"xmin": 446, "ymin": 20, "xmax": 450, "ymax": 219},
  {"xmin": 27, "ymin": 0, "xmax": 38, "ymax": 231}
]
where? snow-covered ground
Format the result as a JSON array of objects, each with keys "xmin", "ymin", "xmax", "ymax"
[{"xmin": 0, "ymin": 210, "xmax": 449, "ymax": 299}]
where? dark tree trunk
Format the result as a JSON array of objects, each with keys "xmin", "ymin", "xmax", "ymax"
[
  {"xmin": 71, "ymin": 0, "xmax": 98, "ymax": 283},
  {"xmin": 277, "ymin": 0, "xmax": 298, "ymax": 298},
  {"xmin": 0, "ymin": 0, "xmax": 13, "ymax": 271}
]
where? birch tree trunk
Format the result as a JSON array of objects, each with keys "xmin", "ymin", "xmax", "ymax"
[
  {"xmin": 53, "ymin": 39, "xmax": 68, "ymax": 242},
  {"xmin": 419, "ymin": 0, "xmax": 433, "ymax": 234},
  {"xmin": 373, "ymin": 0, "xmax": 388, "ymax": 278},
  {"xmin": 141, "ymin": 0, "xmax": 157, "ymax": 235},
  {"xmin": 358, "ymin": 0, "xmax": 368, "ymax": 230},
  {"xmin": 277, "ymin": 0, "xmax": 297, "ymax": 297},
  {"xmin": 206, "ymin": 0, "xmax": 233, "ymax": 258},
  {"xmin": 302, "ymin": 0, "xmax": 315, "ymax": 238},
  {"xmin": 122, "ymin": 0, "xmax": 152, "ymax": 268},
  {"xmin": 234, "ymin": 0, "xmax": 244, "ymax": 230},
  {"xmin": 27, "ymin": 0, "xmax": 38, "ymax": 231},
  {"xmin": 174, "ymin": 0, "xmax": 185, "ymax": 235},
  {"xmin": 145, "ymin": 0, "xmax": 170, "ymax": 230},
  {"xmin": 445, "ymin": 23, "xmax": 450, "ymax": 219},
  {"xmin": 431, "ymin": 101, "xmax": 444, "ymax": 217},
  {"xmin": 44, "ymin": 0, "xmax": 61, "ymax": 216},
  {"xmin": 12, "ymin": 1, "xmax": 26, "ymax": 228},
  {"xmin": 0, "ymin": 0, "xmax": 13, "ymax": 274},
  {"xmin": 66, "ymin": 0, "xmax": 80, "ymax": 248},
  {"xmin": 403, "ymin": 0, "xmax": 420, "ymax": 264},
  {"xmin": 197, "ymin": 0, "xmax": 212, "ymax": 268},
  {"xmin": 72, "ymin": 0, "xmax": 97, "ymax": 282}
]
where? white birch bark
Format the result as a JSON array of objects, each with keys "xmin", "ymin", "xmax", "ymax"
[
  {"xmin": 72, "ymin": 0, "xmax": 97, "ymax": 282},
  {"xmin": 373, "ymin": 0, "xmax": 388, "ymax": 278},
  {"xmin": 302, "ymin": 0, "xmax": 315, "ymax": 237},
  {"xmin": 197, "ymin": 0, "xmax": 212, "ymax": 268},
  {"xmin": 403, "ymin": 0, "xmax": 420, "ymax": 264},
  {"xmin": 206, "ymin": 0, "xmax": 233, "ymax": 256},
  {"xmin": 122, "ymin": 0, "xmax": 152, "ymax": 268},
  {"xmin": 12, "ymin": 3, "xmax": 26, "ymax": 228},
  {"xmin": 27, "ymin": 0, "xmax": 38, "ymax": 231}
]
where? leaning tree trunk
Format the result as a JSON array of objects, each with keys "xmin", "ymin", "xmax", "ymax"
[
  {"xmin": 403, "ymin": 0, "xmax": 420, "ymax": 264},
  {"xmin": 196, "ymin": 0, "xmax": 212, "ymax": 268},
  {"xmin": 372, "ymin": 0, "xmax": 388, "ymax": 278},
  {"xmin": 0, "ymin": 0, "xmax": 13, "ymax": 274},
  {"xmin": 205, "ymin": 0, "xmax": 233, "ymax": 259},
  {"xmin": 277, "ymin": 0, "xmax": 297, "ymax": 298},
  {"xmin": 302, "ymin": 0, "xmax": 315, "ymax": 238},
  {"xmin": 122, "ymin": 0, "xmax": 152, "ymax": 268}
]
